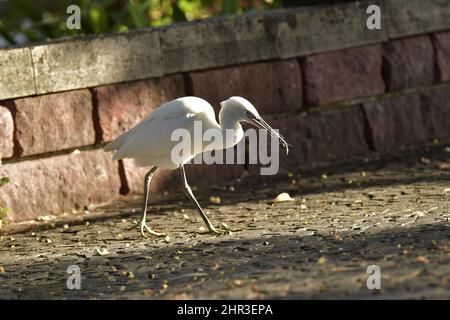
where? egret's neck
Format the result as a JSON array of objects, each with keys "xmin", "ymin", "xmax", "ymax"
[{"xmin": 219, "ymin": 110, "xmax": 244, "ymax": 149}]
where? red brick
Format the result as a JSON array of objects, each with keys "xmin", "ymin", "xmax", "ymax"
[
  {"xmin": 0, "ymin": 105, "xmax": 14, "ymax": 158},
  {"xmin": 302, "ymin": 45, "xmax": 385, "ymax": 107},
  {"xmin": 382, "ymin": 36, "xmax": 435, "ymax": 91},
  {"xmin": 0, "ymin": 149, "xmax": 120, "ymax": 222},
  {"xmin": 12, "ymin": 90, "xmax": 95, "ymax": 156},
  {"xmin": 96, "ymin": 75, "xmax": 185, "ymax": 142},
  {"xmin": 433, "ymin": 32, "xmax": 450, "ymax": 82},
  {"xmin": 190, "ymin": 60, "xmax": 302, "ymax": 114},
  {"xmin": 265, "ymin": 106, "xmax": 370, "ymax": 168},
  {"xmin": 247, "ymin": 106, "xmax": 370, "ymax": 175},
  {"xmin": 363, "ymin": 93, "xmax": 427, "ymax": 152},
  {"xmin": 420, "ymin": 86, "xmax": 450, "ymax": 143}
]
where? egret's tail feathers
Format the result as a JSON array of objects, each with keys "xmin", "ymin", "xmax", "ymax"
[
  {"xmin": 111, "ymin": 151, "xmax": 124, "ymax": 161},
  {"xmin": 104, "ymin": 132, "xmax": 130, "ymax": 152}
]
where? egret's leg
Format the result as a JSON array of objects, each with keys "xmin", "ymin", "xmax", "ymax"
[
  {"xmin": 180, "ymin": 165, "xmax": 230, "ymax": 234},
  {"xmin": 138, "ymin": 166, "xmax": 166, "ymax": 238}
]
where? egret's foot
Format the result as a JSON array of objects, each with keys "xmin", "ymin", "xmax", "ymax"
[{"xmin": 138, "ymin": 221, "xmax": 166, "ymax": 238}]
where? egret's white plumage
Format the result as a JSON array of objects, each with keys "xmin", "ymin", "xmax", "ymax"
[
  {"xmin": 104, "ymin": 96, "xmax": 288, "ymax": 237},
  {"xmin": 105, "ymin": 97, "xmax": 212, "ymax": 168},
  {"xmin": 105, "ymin": 96, "xmax": 272, "ymax": 170}
]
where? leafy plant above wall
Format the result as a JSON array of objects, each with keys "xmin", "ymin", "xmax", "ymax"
[{"xmin": 0, "ymin": 0, "xmax": 284, "ymax": 47}]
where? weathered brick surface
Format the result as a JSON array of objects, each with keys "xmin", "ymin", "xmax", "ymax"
[
  {"xmin": 160, "ymin": 12, "xmax": 279, "ymax": 73},
  {"xmin": 96, "ymin": 75, "xmax": 185, "ymax": 142},
  {"xmin": 249, "ymin": 106, "xmax": 370, "ymax": 170},
  {"xmin": 12, "ymin": 90, "xmax": 95, "ymax": 156},
  {"xmin": 303, "ymin": 107, "xmax": 370, "ymax": 162},
  {"xmin": 0, "ymin": 149, "xmax": 120, "ymax": 222},
  {"xmin": 363, "ymin": 94, "xmax": 427, "ymax": 152},
  {"xmin": 387, "ymin": 0, "xmax": 450, "ymax": 38},
  {"xmin": 420, "ymin": 86, "xmax": 450, "ymax": 143},
  {"xmin": 302, "ymin": 45, "xmax": 385, "ymax": 107},
  {"xmin": 433, "ymin": 32, "xmax": 450, "ymax": 82},
  {"xmin": 0, "ymin": 105, "xmax": 14, "ymax": 158},
  {"xmin": 190, "ymin": 60, "xmax": 302, "ymax": 114},
  {"xmin": 278, "ymin": 0, "xmax": 387, "ymax": 59},
  {"xmin": 382, "ymin": 36, "xmax": 435, "ymax": 91},
  {"xmin": 0, "ymin": 47, "xmax": 35, "ymax": 100},
  {"xmin": 31, "ymin": 30, "xmax": 163, "ymax": 95}
]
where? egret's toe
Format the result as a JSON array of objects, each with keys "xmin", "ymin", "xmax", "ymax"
[{"xmin": 138, "ymin": 222, "xmax": 166, "ymax": 238}]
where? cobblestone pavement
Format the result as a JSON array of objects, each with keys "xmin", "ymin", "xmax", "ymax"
[{"xmin": 0, "ymin": 147, "xmax": 449, "ymax": 299}]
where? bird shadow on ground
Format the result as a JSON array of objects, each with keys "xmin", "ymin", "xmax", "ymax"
[{"xmin": 3, "ymin": 222, "xmax": 448, "ymax": 299}]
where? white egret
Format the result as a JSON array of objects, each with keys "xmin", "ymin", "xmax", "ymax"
[{"xmin": 104, "ymin": 96, "xmax": 289, "ymax": 237}]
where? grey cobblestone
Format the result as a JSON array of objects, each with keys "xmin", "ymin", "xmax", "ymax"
[{"xmin": 0, "ymin": 148, "xmax": 449, "ymax": 299}]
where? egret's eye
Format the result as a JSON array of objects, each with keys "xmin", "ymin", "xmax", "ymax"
[{"xmin": 246, "ymin": 110, "xmax": 252, "ymax": 117}]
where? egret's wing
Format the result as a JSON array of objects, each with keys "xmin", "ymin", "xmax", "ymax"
[
  {"xmin": 112, "ymin": 103, "xmax": 198, "ymax": 160},
  {"xmin": 104, "ymin": 130, "xmax": 130, "ymax": 151}
]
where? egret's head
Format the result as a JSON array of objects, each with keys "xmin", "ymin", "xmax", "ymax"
[
  {"xmin": 219, "ymin": 96, "xmax": 260, "ymax": 121},
  {"xmin": 220, "ymin": 96, "xmax": 289, "ymax": 155}
]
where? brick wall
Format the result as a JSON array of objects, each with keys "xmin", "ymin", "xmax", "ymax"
[{"xmin": 1, "ymin": 3, "xmax": 450, "ymax": 222}]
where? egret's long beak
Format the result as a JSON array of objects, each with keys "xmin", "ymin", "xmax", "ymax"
[{"xmin": 248, "ymin": 116, "xmax": 289, "ymax": 155}]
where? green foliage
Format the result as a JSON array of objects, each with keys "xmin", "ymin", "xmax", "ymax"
[
  {"xmin": 0, "ymin": 177, "xmax": 9, "ymax": 224},
  {"xmin": 0, "ymin": 0, "xmax": 284, "ymax": 46},
  {"xmin": 222, "ymin": 0, "xmax": 241, "ymax": 14},
  {"xmin": 0, "ymin": 207, "xmax": 8, "ymax": 220},
  {"xmin": 0, "ymin": 177, "xmax": 9, "ymax": 188}
]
